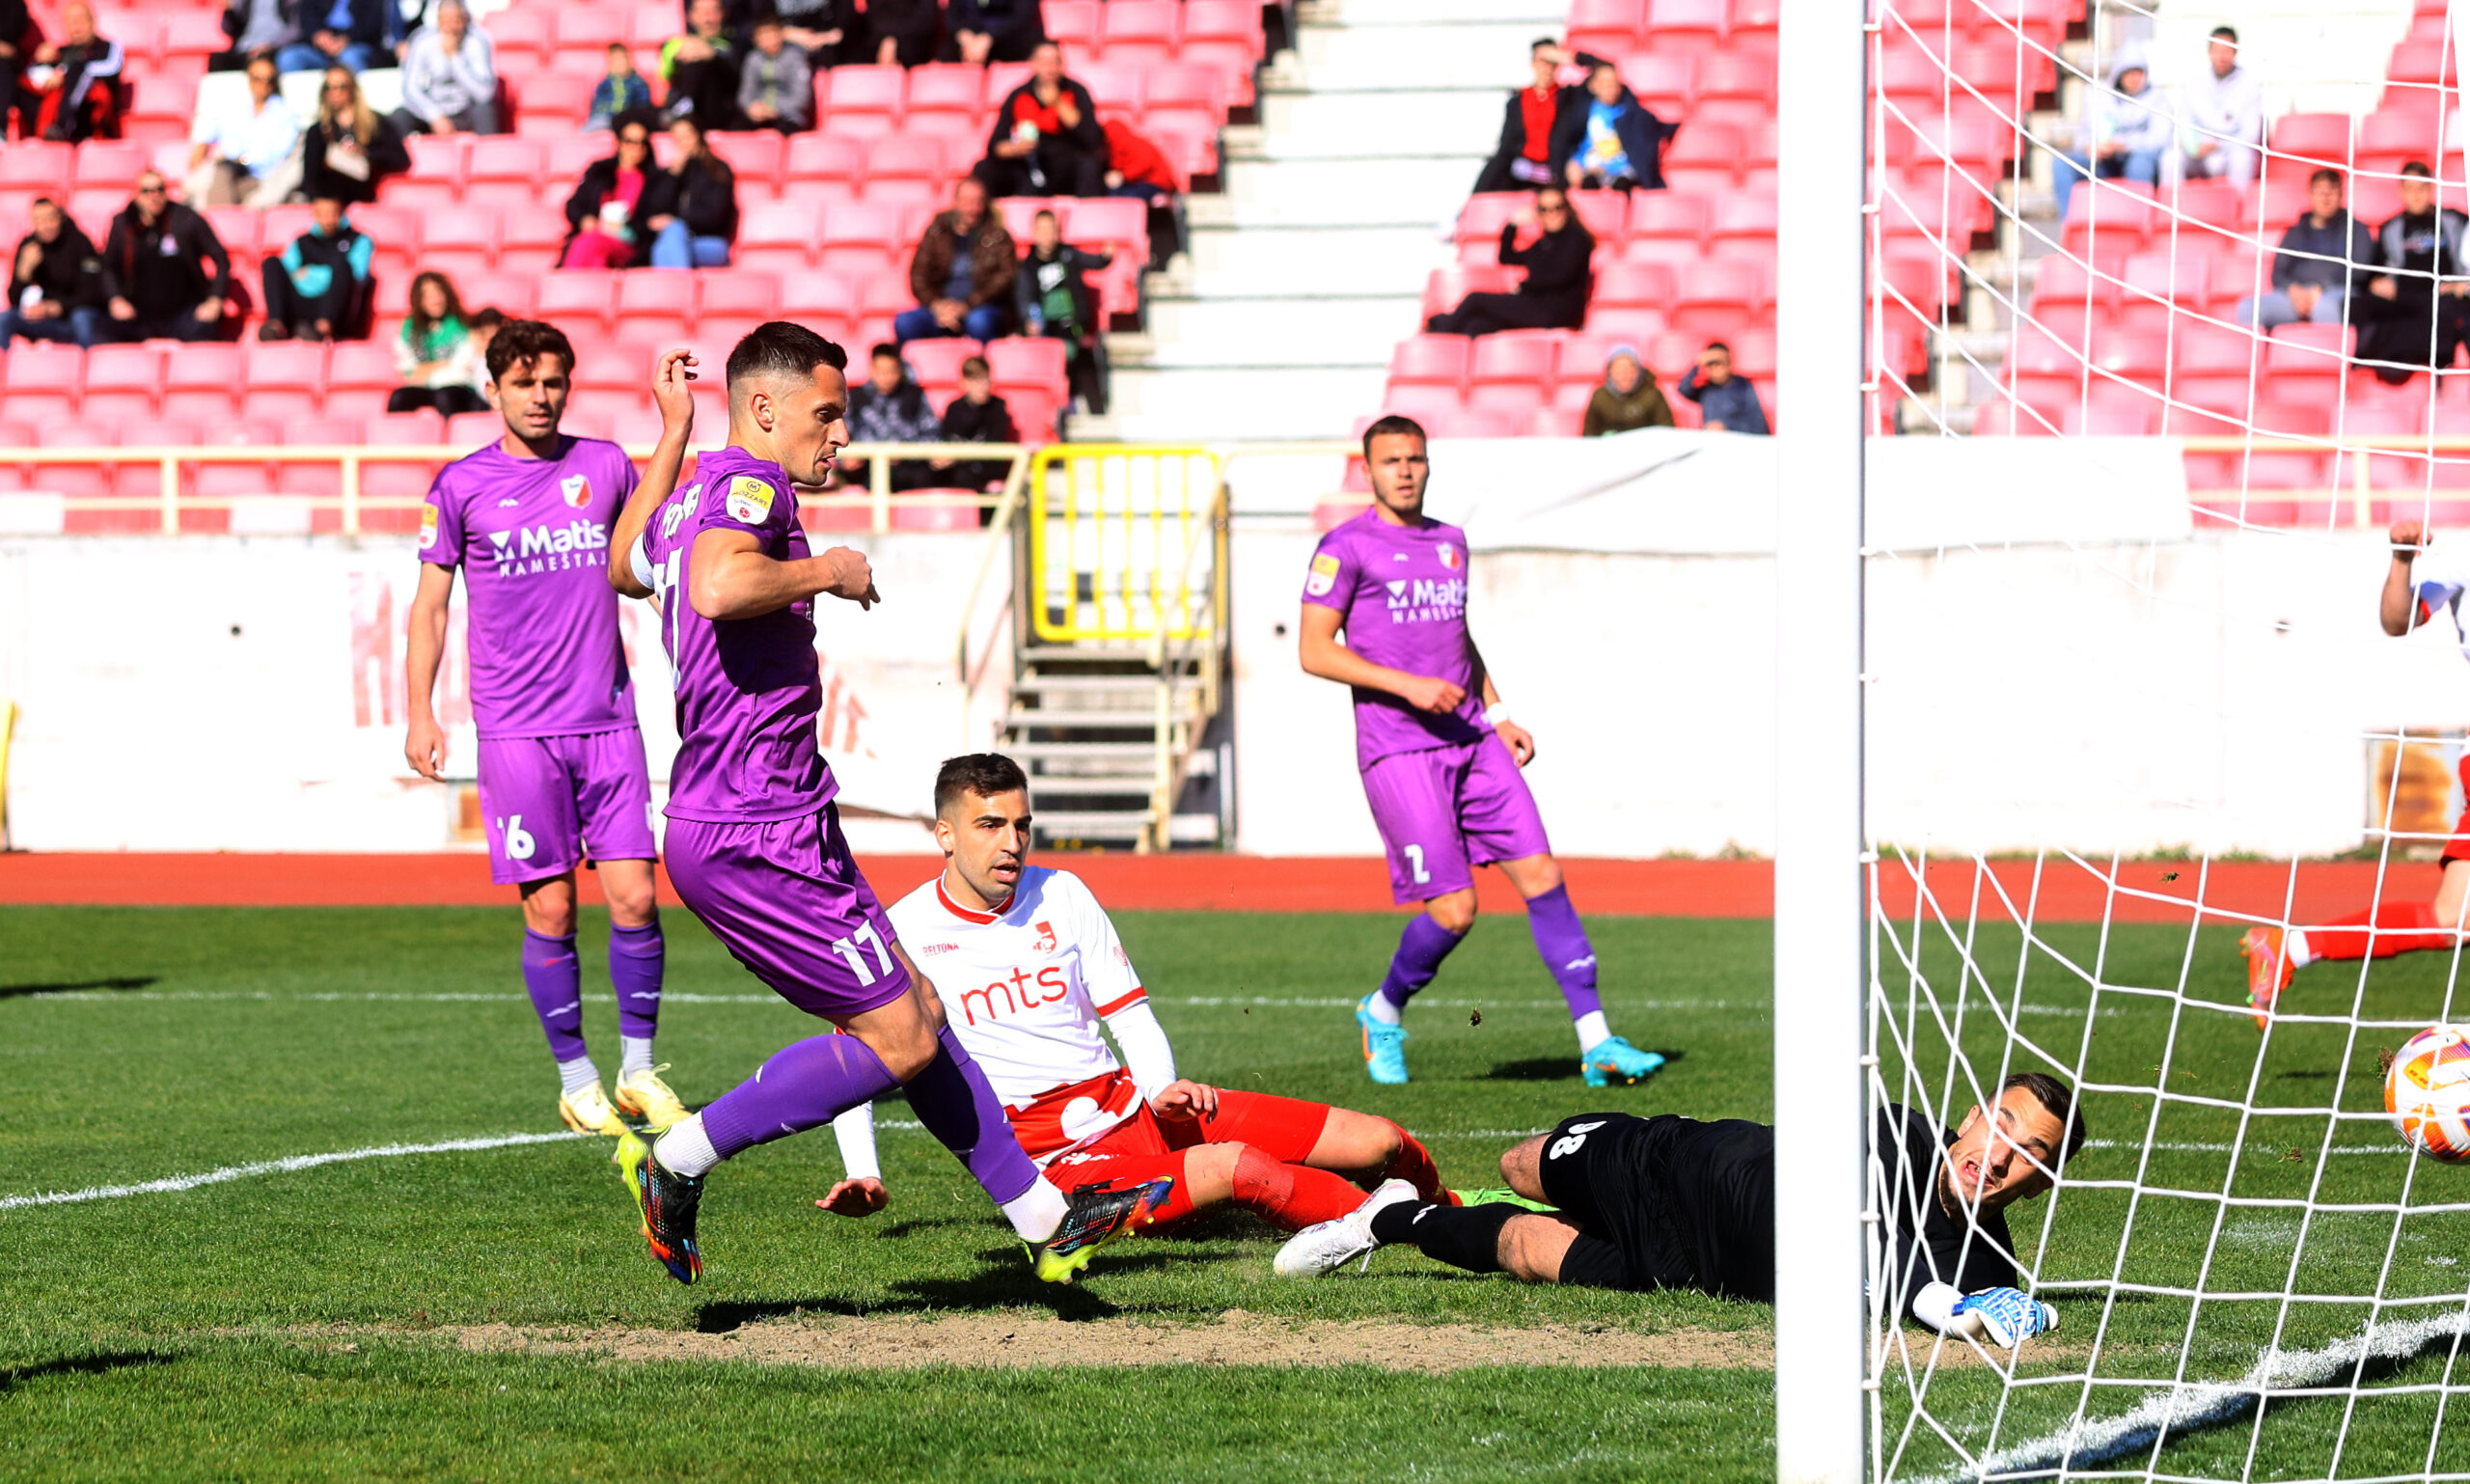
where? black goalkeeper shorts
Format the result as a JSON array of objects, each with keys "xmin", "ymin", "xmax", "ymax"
[{"xmin": 1536, "ymin": 1111, "xmax": 1696, "ymax": 1294}]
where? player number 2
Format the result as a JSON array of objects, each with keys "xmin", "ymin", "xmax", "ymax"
[
  {"xmin": 829, "ymin": 922, "xmax": 896, "ymax": 985},
  {"xmin": 498, "ymin": 814, "xmax": 535, "ymax": 861},
  {"xmin": 1404, "ymin": 844, "xmax": 1430, "ymax": 885}
]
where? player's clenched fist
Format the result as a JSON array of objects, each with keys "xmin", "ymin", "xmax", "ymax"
[
  {"xmin": 815, "ymin": 1176, "xmax": 889, "ymax": 1217},
  {"xmin": 820, "ymin": 545, "xmax": 881, "ymax": 610},
  {"xmin": 404, "ymin": 713, "xmax": 448, "ymax": 782},
  {"xmin": 2392, "ymin": 518, "xmax": 2429, "ymax": 554},
  {"xmin": 1397, "ymin": 674, "xmax": 1467, "ymax": 714},
  {"xmin": 651, "ymin": 347, "xmax": 699, "ymax": 436}
]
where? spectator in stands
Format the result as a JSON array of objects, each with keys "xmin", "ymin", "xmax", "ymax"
[
  {"xmin": 642, "ymin": 113, "xmax": 738, "ymax": 267},
  {"xmin": 1104, "ymin": 116, "xmax": 1183, "ymax": 267},
  {"xmin": 946, "ymin": 0, "xmax": 1044, "ymax": 66},
  {"xmin": 843, "ymin": 342, "xmax": 939, "ymax": 492},
  {"xmin": 769, "ymin": 0, "xmax": 853, "ymax": 69},
  {"xmin": 659, "ymin": 0, "xmax": 737, "ymax": 127},
  {"xmin": 2050, "ymin": 45, "xmax": 2172, "ymax": 221},
  {"xmin": 0, "ymin": 197, "xmax": 106, "ymax": 349},
  {"xmin": 184, "ymin": 55, "xmax": 299, "ymax": 206},
  {"xmin": 393, "ymin": 0, "xmax": 497, "ymax": 137},
  {"xmin": 560, "ymin": 112, "xmax": 655, "ymax": 268},
  {"xmin": 1015, "ymin": 207, "xmax": 1111, "ymax": 414},
  {"xmin": 1677, "ymin": 342, "xmax": 1769, "ymax": 434},
  {"xmin": 15, "ymin": 1, "xmax": 122, "ymax": 142},
  {"xmin": 1581, "ymin": 344, "xmax": 1673, "ymax": 436},
  {"xmin": 735, "ymin": 14, "xmax": 811, "ymax": 133},
  {"xmin": 273, "ymin": 0, "xmax": 400, "ymax": 76},
  {"xmin": 1475, "ymin": 40, "xmax": 1585, "ymax": 195},
  {"xmin": 936, "ymin": 353, "xmax": 1017, "ymax": 500},
  {"xmin": 2177, "ymin": 25, "xmax": 2261, "ymax": 189},
  {"xmin": 975, "ymin": 41, "xmax": 1105, "ymax": 199},
  {"xmin": 2237, "ymin": 168, "xmax": 2375, "ymax": 331},
  {"xmin": 1549, "ymin": 56, "xmax": 1673, "ymax": 194},
  {"xmin": 214, "ymin": 0, "xmax": 297, "ymax": 73},
  {"xmin": 2355, "ymin": 160, "xmax": 2470, "ymax": 385},
  {"xmin": 258, "ymin": 195, "xmax": 369, "ymax": 342},
  {"xmin": 1424, "ymin": 186, "xmax": 1592, "ymax": 339},
  {"xmin": 101, "ymin": 171, "xmax": 232, "ymax": 342},
  {"xmin": 858, "ymin": 0, "xmax": 935, "ymax": 67},
  {"xmin": 301, "ymin": 65, "xmax": 407, "ymax": 205},
  {"xmin": 586, "ymin": 42, "xmax": 653, "ymax": 132},
  {"xmin": 389, "ymin": 270, "xmax": 489, "ymax": 414},
  {"xmin": 0, "ymin": 0, "xmax": 30, "ymax": 131},
  {"xmin": 896, "ymin": 176, "xmax": 1015, "ymax": 344}
]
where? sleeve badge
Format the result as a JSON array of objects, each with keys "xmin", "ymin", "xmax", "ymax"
[
  {"xmin": 725, "ymin": 475, "xmax": 776, "ymax": 525},
  {"xmin": 418, "ymin": 503, "xmax": 439, "ymax": 550},
  {"xmin": 1304, "ymin": 551, "xmax": 1341, "ymax": 597}
]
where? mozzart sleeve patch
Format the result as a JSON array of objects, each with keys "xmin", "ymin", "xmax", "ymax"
[
  {"xmin": 1304, "ymin": 550, "xmax": 1342, "ymax": 598},
  {"xmin": 725, "ymin": 474, "xmax": 777, "ymax": 525}
]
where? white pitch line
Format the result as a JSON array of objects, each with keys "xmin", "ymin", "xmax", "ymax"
[
  {"xmin": 1923, "ymin": 1310, "xmax": 2470, "ymax": 1482},
  {"xmin": 2083, "ymin": 1140, "xmax": 2409, "ymax": 1157},
  {"xmin": 0, "ymin": 1131, "xmax": 589, "ymax": 1210}
]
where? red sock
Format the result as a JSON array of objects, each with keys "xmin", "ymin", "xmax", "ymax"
[
  {"xmin": 1377, "ymin": 1122, "xmax": 1449, "ymax": 1201},
  {"xmin": 2307, "ymin": 902, "xmax": 2452, "ymax": 960},
  {"xmin": 1231, "ymin": 1146, "xmax": 1371, "ymax": 1231}
]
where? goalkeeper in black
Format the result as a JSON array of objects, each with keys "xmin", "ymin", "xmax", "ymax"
[{"xmin": 1274, "ymin": 1071, "xmax": 2084, "ymax": 1346}]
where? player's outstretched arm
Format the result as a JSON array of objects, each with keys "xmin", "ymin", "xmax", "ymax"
[
  {"xmin": 610, "ymin": 348, "xmax": 700, "ymax": 600},
  {"xmin": 402, "ymin": 562, "xmax": 457, "ymax": 782},
  {"xmin": 1296, "ymin": 603, "xmax": 1467, "ymax": 713},
  {"xmin": 689, "ymin": 529, "xmax": 880, "ymax": 619},
  {"xmin": 818, "ymin": 1103, "xmax": 890, "ymax": 1218},
  {"xmin": 2383, "ymin": 519, "xmax": 2429, "ymax": 637}
]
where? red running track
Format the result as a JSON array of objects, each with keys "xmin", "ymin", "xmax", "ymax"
[{"xmin": 0, "ymin": 853, "xmax": 2447, "ymax": 922}]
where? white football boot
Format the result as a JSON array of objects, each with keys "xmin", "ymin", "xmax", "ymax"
[{"xmin": 1273, "ymin": 1178, "xmax": 1421, "ymax": 1278}]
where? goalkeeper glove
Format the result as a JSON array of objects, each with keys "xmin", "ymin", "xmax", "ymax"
[{"xmin": 1949, "ymin": 1286, "xmax": 2058, "ymax": 1348}]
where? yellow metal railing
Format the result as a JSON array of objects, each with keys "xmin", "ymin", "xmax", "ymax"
[{"xmin": 1027, "ymin": 444, "xmax": 1224, "ymax": 644}]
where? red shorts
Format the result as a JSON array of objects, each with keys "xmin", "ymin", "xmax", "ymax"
[{"xmin": 1040, "ymin": 1089, "xmax": 1335, "ymax": 1221}]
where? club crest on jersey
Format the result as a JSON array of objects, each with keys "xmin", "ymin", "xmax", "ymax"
[
  {"xmin": 418, "ymin": 503, "xmax": 438, "ymax": 550},
  {"xmin": 1031, "ymin": 921, "xmax": 1058, "ymax": 953},
  {"xmin": 1438, "ymin": 541, "xmax": 1459, "ymax": 569},
  {"xmin": 1304, "ymin": 552, "xmax": 1340, "ymax": 597},
  {"xmin": 726, "ymin": 475, "xmax": 775, "ymax": 524},
  {"xmin": 561, "ymin": 474, "xmax": 591, "ymax": 508}
]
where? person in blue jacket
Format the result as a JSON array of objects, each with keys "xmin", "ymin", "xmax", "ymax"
[
  {"xmin": 1677, "ymin": 342, "xmax": 1769, "ymax": 435},
  {"xmin": 1547, "ymin": 57, "xmax": 1676, "ymax": 193}
]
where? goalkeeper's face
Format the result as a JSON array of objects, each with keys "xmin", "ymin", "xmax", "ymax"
[
  {"xmin": 936, "ymin": 786, "xmax": 1032, "ymax": 905},
  {"xmin": 1942, "ymin": 1087, "xmax": 2068, "ymax": 1213}
]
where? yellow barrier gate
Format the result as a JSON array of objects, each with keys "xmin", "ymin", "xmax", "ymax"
[{"xmin": 1028, "ymin": 445, "xmax": 1225, "ymax": 646}]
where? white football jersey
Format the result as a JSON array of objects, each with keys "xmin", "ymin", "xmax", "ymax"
[
  {"xmin": 889, "ymin": 866, "xmax": 1151, "ymax": 1159},
  {"xmin": 2416, "ymin": 540, "xmax": 2470, "ymax": 664}
]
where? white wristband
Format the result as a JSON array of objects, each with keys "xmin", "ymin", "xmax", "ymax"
[{"xmin": 1484, "ymin": 701, "xmax": 1514, "ymax": 727}]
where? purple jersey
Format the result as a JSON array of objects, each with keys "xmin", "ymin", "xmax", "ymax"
[
  {"xmin": 635, "ymin": 445, "xmax": 837, "ymax": 823},
  {"xmin": 1301, "ymin": 506, "xmax": 1490, "ymax": 769},
  {"xmin": 420, "ymin": 436, "xmax": 641, "ymax": 739}
]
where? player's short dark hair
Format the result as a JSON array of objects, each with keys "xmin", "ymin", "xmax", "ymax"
[
  {"xmin": 485, "ymin": 317, "xmax": 575, "ymax": 383},
  {"xmin": 2209, "ymin": 23, "xmax": 2237, "ymax": 42},
  {"xmin": 1530, "ymin": 36, "xmax": 1554, "ymax": 53},
  {"xmin": 2309, "ymin": 167, "xmax": 2344, "ymax": 191},
  {"xmin": 935, "ymin": 753, "xmax": 1029, "ymax": 815},
  {"xmin": 726, "ymin": 321, "xmax": 848, "ymax": 391},
  {"xmin": 1704, "ymin": 340, "xmax": 1733, "ymax": 355},
  {"xmin": 470, "ymin": 306, "xmax": 504, "ymax": 331},
  {"xmin": 1033, "ymin": 207, "xmax": 1057, "ymax": 223},
  {"xmin": 868, "ymin": 341, "xmax": 901, "ymax": 363},
  {"xmin": 1361, "ymin": 413, "xmax": 1428, "ymax": 459},
  {"xmin": 960, "ymin": 354, "xmax": 990, "ymax": 378},
  {"xmin": 2404, "ymin": 159, "xmax": 2435, "ymax": 180},
  {"xmin": 2002, "ymin": 1071, "xmax": 2088, "ymax": 1168}
]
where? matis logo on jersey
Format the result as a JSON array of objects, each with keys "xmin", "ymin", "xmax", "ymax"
[
  {"xmin": 1031, "ymin": 921, "xmax": 1058, "ymax": 953},
  {"xmin": 1386, "ymin": 576, "xmax": 1468, "ymax": 623},
  {"xmin": 483, "ymin": 518, "xmax": 611, "ymax": 575},
  {"xmin": 560, "ymin": 474, "xmax": 591, "ymax": 509}
]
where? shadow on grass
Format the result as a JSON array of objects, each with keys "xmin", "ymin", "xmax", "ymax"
[
  {"xmin": 689, "ymin": 1255, "xmax": 1157, "ymax": 1333},
  {"xmin": 0, "ymin": 976, "xmax": 158, "ymax": 1002},
  {"xmin": 0, "ymin": 1351, "xmax": 176, "ymax": 1393},
  {"xmin": 1489, "ymin": 1049, "xmax": 1688, "ymax": 1083}
]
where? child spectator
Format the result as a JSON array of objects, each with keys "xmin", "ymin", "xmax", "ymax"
[
  {"xmin": 1581, "ymin": 344, "xmax": 1673, "ymax": 435},
  {"xmin": 258, "ymin": 195, "xmax": 370, "ymax": 342},
  {"xmin": 389, "ymin": 270, "xmax": 488, "ymax": 415},
  {"xmin": 1677, "ymin": 341, "xmax": 1770, "ymax": 434},
  {"xmin": 1549, "ymin": 56, "xmax": 1673, "ymax": 193},
  {"xmin": 1015, "ymin": 207, "xmax": 1112, "ymax": 413},
  {"xmin": 586, "ymin": 42, "xmax": 653, "ymax": 132},
  {"xmin": 735, "ymin": 13, "xmax": 810, "ymax": 133},
  {"xmin": 844, "ymin": 342, "xmax": 939, "ymax": 491},
  {"xmin": 936, "ymin": 353, "xmax": 1018, "ymax": 503}
]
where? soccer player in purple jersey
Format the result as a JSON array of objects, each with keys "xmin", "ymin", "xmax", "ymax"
[
  {"xmin": 602, "ymin": 323, "xmax": 1164, "ymax": 1285},
  {"xmin": 405, "ymin": 318, "xmax": 685, "ymax": 1140},
  {"xmin": 1299, "ymin": 414, "xmax": 1664, "ymax": 1088}
]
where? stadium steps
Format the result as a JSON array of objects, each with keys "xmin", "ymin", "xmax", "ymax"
[{"xmin": 1003, "ymin": 648, "xmax": 1222, "ymax": 850}]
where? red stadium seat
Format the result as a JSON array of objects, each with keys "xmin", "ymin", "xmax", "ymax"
[
  {"xmin": 239, "ymin": 342, "xmax": 327, "ymax": 421},
  {"xmin": 555, "ymin": 6, "xmax": 629, "ymax": 50},
  {"xmin": 72, "ymin": 141, "xmax": 150, "ymax": 190},
  {"xmin": 1389, "ymin": 335, "xmax": 1470, "ymax": 389},
  {"xmin": 697, "ymin": 270, "xmax": 784, "ymax": 320},
  {"xmin": 987, "ymin": 337, "xmax": 1067, "ymax": 395},
  {"xmin": 735, "ymin": 200, "xmax": 823, "ymax": 274},
  {"xmin": 1420, "ymin": 265, "xmax": 1515, "ymax": 322},
  {"xmin": 902, "ymin": 337, "xmax": 982, "ymax": 388},
  {"xmin": 1182, "ymin": 0, "xmax": 1264, "ymax": 48},
  {"xmin": 2268, "ymin": 113, "xmax": 2354, "ymax": 171},
  {"xmin": 866, "ymin": 131, "xmax": 953, "ymax": 186},
  {"xmin": 3, "ymin": 343, "xmax": 82, "ymax": 426},
  {"xmin": 1619, "ymin": 55, "xmax": 1696, "ymax": 115},
  {"xmin": 821, "ymin": 65, "xmax": 906, "ymax": 121},
  {"xmin": 404, "ymin": 133, "xmax": 470, "ymax": 184},
  {"xmin": 0, "ymin": 141, "xmax": 70, "ymax": 192},
  {"xmin": 1648, "ymin": 0, "xmax": 1730, "ymax": 49},
  {"xmin": 498, "ymin": 209, "xmax": 570, "ymax": 272},
  {"xmin": 1043, "ymin": 0, "xmax": 1100, "ymax": 48},
  {"xmin": 159, "ymin": 9, "xmax": 229, "ymax": 60},
  {"xmin": 1707, "ymin": 194, "xmax": 1778, "ymax": 247},
  {"xmin": 1695, "ymin": 51, "xmax": 1775, "ymax": 102},
  {"xmin": 1566, "ymin": 190, "xmax": 1628, "ymax": 245},
  {"xmin": 538, "ymin": 273, "xmax": 621, "ymax": 332},
  {"xmin": 1099, "ymin": 1, "xmax": 1180, "ymax": 67},
  {"xmin": 1592, "ymin": 261, "xmax": 1675, "ymax": 311},
  {"xmin": 326, "ymin": 343, "xmax": 398, "ymax": 400},
  {"xmin": 489, "ymin": 6, "xmax": 556, "ymax": 68},
  {"xmin": 1466, "ymin": 380, "xmax": 1547, "ymax": 420},
  {"xmin": 1469, "ymin": 332, "xmax": 1558, "ymax": 389},
  {"xmin": 1565, "ymin": 0, "xmax": 1648, "ymax": 55},
  {"xmin": 162, "ymin": 344, "xmax": 243, "ymax": 423},
  {"xmin": 2266, "ymin": 322, "xmax": 2351, "ymax": 380},
  {"xmin": 420, "ymin": 212, "xmax": 497, "ymax": 278},
  {"xmin": 904, "ymin": 64, "xmax": 985, "ymax": 119},
  {"xmin": 708, "ymin": 130, "xmax": 785, "ymax": 193},
  {"xmin": 1729, "ymin": 0, "xmax": 1782, "ymax": 41},
  {"xmin": 820, "ymin": 201, "xmax": 904, "ymax": 272}
]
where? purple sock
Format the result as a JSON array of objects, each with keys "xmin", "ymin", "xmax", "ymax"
[
  {"xmin": 699, "ymin": 1032, "xmax": 901, "ymax": 1162},
  {"xmin": 1378, "ymin": 914, "xmax": 1467, "ymax": 1012},
  {"xmin": 521, "ymin": 930, "xmax": 588, "ymax": 1063},
  {"xmin": 1524, "ymin": 883, "xmax": 1604, "ymax": 1021},
  {"xmin": 899, "ymin": 1026, "xmax": 1041, "ymax": 1205},
  {"xmin": 608, "ymin": 919, "xmax": 665, "ymax": 1040}
]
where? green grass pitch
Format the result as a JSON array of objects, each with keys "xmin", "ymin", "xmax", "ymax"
[{"xmin": 2, "ymin": 902, "xmax": 2466, "ymax": 1481}]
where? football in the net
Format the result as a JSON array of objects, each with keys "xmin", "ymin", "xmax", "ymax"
[{"xmin": 2386, "ymin": 1025, "xmax": 2470, "ymax": 1162}]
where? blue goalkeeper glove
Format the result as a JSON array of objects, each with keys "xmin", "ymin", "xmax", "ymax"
[{"xmin": 1950, "ymin": 1286, "xmax": 2058, "ymax": 1348}]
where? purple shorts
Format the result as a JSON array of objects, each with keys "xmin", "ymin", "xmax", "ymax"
[
  {"xmin": 1359, "ymin": 735, "xmax": 1552, "ymax": 904},
  {"xmin": 662, "ymin": 802, "xmax": 913, "ymax": 1019},
  {"xmin": 475, "ymin": 728, "xmax": 657, "ymax": 887}
]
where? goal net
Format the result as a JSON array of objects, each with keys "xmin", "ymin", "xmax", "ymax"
[{"xmin": 1863, "ymin": 0, "xmax": 2470, "ymax": 1478}]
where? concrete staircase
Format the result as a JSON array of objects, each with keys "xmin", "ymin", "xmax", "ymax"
[
  {"xmin": 1092, "ymin": 0, "xmax": 1567, "ymax": 442},
  {"xmin": 1002, "ymin": 644, "xmax": 1224, "ymax": 848}
]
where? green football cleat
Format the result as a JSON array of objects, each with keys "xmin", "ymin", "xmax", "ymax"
[
  {"xmin": 618, "ymin": 1129, "xmax": 705, "ymax": 1285},
  {"xmin": 1448, "ymin": 1187, "xmax": 1558, "ymax": 1213},
  {"xmin": 1580, "ymin": 1034, "xmax": 1665, "ymax": 1087},
  {"xmin": 1357, "ymin": 995, "xmax": 1411, "ymax": 1085},
  {"xmin": 1027, "ymin": 1177, "xmax": 1173, "ymax": 1283}
]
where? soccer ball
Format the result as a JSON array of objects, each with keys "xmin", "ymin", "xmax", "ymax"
[{"xmin": 2386, "ymin": 1025, "xmax": 2470, "ymax": 1162}]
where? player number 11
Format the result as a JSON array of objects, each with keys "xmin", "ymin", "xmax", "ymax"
[{"xmin": 830, "ymin": 922, "xmax": 897, "ymax": 985}]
